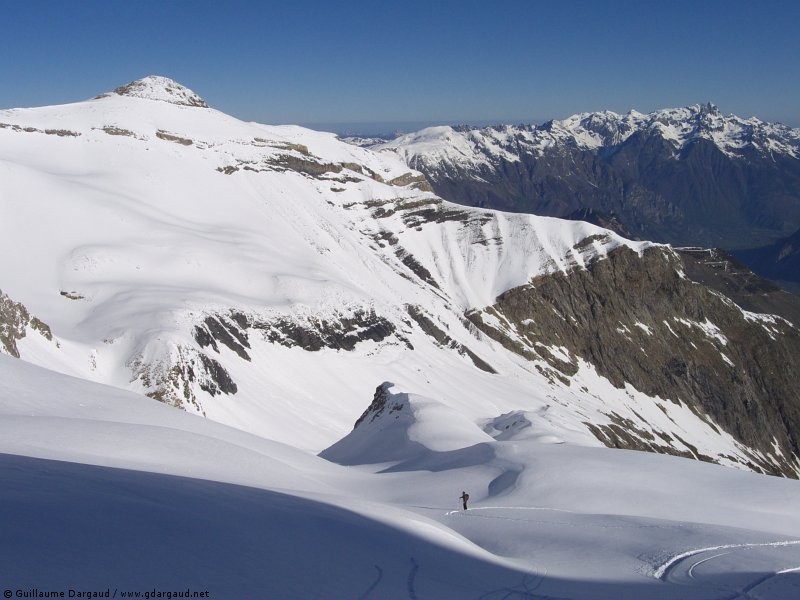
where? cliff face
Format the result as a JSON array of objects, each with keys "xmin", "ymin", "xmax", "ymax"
[
  {"xmin": 676, "ymin": 247, "xmax": 800, "ymax": 324},
  {"xmin": 467, "ymin": 246, "xmax": 800, "ymax": 477}
]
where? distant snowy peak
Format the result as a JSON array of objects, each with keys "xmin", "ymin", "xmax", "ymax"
[
  {"xmin": 98, "ymin": 75, "xmax": 209, "ymax": 108},
  {"xmin": 570, "ymin": 103, "xmax": 800, "ymax": 158},
  {"xmin": 378, "ymin": 104, "xmax": 800, "ymax": 172}
]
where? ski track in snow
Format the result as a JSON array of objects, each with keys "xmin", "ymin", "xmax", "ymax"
[
  {"xmin": 357, "ymin": 565, "xmax": 383, "ymax": 600},
  {"xmin": 687, "ymin": 551, "xmax": 731, "ymax": 579},
  {"xmin": 655, "ymin": 539, "xmax": 800, "ymax": 599},
  {"xmin": 654, "ymin": 540, "xmax": 800, "ymax": 579},
  {"xmin": 474, "ymin": 573, "xmax": 551, "ymax": 600},
  {"xmin": 406, "ymin": 557, "xmax": 419, "ymax": 600},
  {"xmin": 776, "ymin": 566, "xmax": 800, "ymax": 575},
  {"xmin": 444, "ymin": 506, "xmax": 576, "ymax": 517},
  {"xmin": 444, "ymin": 505, "xmax": 680, "ymax": 531},
  {"xmin": 442, "ymin": 507, "xmax": 800, "ymax": 599}
]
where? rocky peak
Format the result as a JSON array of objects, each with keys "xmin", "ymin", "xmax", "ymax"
[
  {"xmin": 98, "ymin": 76, "xmax": 209, "ymax": 108},
  {"xmin": 572, "ymin": 110, "xmax": 639, "ymax": 145},
  {"xmin": 1, "ymin": 290, "xmax": 53, "ymax": 358},
  {"xmin": 700, "ymin": 101, "xmax": 720, "ymax": 115},
  {"xmin": 353, "ymin": 382, "xmax": 404, "ymax": 428}
]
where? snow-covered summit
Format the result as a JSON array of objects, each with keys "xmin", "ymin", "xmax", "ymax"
[{"xmin": 97, "ymin": 75, "xmax": 209, "ymax": 108}]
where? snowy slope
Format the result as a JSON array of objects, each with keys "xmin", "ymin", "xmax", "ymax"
[
  {"xmin": 3, "ymin": 360, "xmax": 800, "ymax": 599},
  {"xmin": 3, "ymin": 78, "xmax": 800, "ymax": 596},
  {"xmin": 0, "ymin": 76, "xmax": 795, "ymax": 476},
  {"xmin": 0, "ymin": 78, "xmax": 636, "ymax": 437}
]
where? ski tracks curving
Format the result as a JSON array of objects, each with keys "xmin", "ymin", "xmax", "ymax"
[
  {"xmin": 654, "ymin": 540, "xmax": 800, "ymax": 599},
  {"xmin": 357, "ymin": 564, "xmax": 384, "ymax": 600}
]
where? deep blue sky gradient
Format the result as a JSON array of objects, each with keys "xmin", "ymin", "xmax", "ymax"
[{"xmin": 2, "ymin": 0, "xmax": 798, "ymax": 132}]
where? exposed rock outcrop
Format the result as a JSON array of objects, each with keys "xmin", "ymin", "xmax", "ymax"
[
  {"xmin": 129, "ymin": 345, "xmax": 237, "ymax": 414},
  {"xmin": 466, "ymin": 246, "xmax": 800, "ymax": 477},
  {"xmin": 353, "ymin": 381, "xmax": 402, "ymax": 428},
  {"xmin": 676, "ymin": 247, "xmax": 800, "ymax": 325},
  {"xmin": 0, "ymin": 290, "xmax": 53, "ymax": 357},
  {"xmin": 405, "ymin": 305, "xmax": 495, "ymax": 373},
  {"xmin": 254, "ymin": 309, "xmax": 403, "ymax": 351}
]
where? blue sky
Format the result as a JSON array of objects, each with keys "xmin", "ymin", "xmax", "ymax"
[{"xmin": 2, "ymin": 0, "xmax": 798, "ymax": 132}]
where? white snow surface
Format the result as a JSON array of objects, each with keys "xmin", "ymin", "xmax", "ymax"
[
  {"xmin": 3, "ymin": 77, "xmax": 800, "ymax": 597},
  {"xmin": 1, "ymin": 76, "xmax": 678, "ymax": 456},
  {"xmin": 3, "ymin": 355, "xmax": 800, "ymax": 599}
]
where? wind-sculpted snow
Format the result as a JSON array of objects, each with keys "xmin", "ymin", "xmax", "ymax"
[
  {"xmin": 1, "ymin": 76, "xmax": 798, "ymax": 479},
  {"xmin": 321, "ymin": 382, "xmax": 495, "ymax": 466},
  {"xmin": 0, "ymin": 77, "xmax": 658, "ymax": 450},
  {"xmin": 4, "ymin": 343, "xmax": 800, "ymax": 597}
]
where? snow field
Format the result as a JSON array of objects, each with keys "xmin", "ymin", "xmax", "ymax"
[{"xmin": 4, "ymin": 357, "xmax": 800, "ymax": 598}]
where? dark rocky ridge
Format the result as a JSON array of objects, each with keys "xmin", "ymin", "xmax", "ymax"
[
  {"xmin": 194, "ymin": 313, "xmax": 251, "ymax": 361},
  {"xmin": 0, "ymin": 291, "xmax": 53, "ymax": 357},
  {"xmin": 584, "ymin": 414, "xmax": 717, "ymax": 465},
  {"xmin": 353, "ymin": 381, "xmax": 404, "ymax": 428},
  {"xmin": 254, "ymin": 309, "xmax": 403, "ymax": 352},
  {"xmin": 129, "ymin": 346, "xmax": 237, "ymax": 415},
  {"xmin": 466, "ymin": 246, "xmax": 800, "ymax": 477},
  {"xmin": 405, "ymin": 305, "xmax": 496, "ymax": 373},
  {"xmin": 105, "ymin": 76, "xmax": 210, "ymax": 108},
  {"xmin": 192, "ymin": 306, "xmax": 408, "ymax": 355}
]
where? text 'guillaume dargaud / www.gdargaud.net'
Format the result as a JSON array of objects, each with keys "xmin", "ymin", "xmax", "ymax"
[{"xmin": 4, "ymin": 589, "xmax": 211, "ymax": 599}]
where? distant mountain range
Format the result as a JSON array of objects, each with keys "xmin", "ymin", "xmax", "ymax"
[{"xmin": 374, "ymin": 105, "xmax": 800, "ymax": 287}]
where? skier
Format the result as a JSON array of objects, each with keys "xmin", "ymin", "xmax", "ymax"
[{"xmin": 460, "ymin": 491, "xmax": 470, "ymax": 510}]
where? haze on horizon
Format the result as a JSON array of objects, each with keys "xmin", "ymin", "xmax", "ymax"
[{"xmin": 2, "ymin": 0, "xmax": 799, "ymax": 132}]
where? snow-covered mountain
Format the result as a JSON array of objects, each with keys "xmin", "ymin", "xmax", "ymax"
[
  {"xmin": 3, "ymin": 76, "xmax": 800, "ymax": 598},
  {"xmin": 380, "ymin": 104, "xmax": 800, "ymax": 167},
  {"xmin": 375, "ymin": 105, "xmax": 800, "ymax": 251},
  {"xmin": 2, "ymin": 77, "xmax": 799, "ymax": 475}
]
